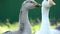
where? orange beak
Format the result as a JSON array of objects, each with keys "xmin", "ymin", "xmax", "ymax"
[{"xmin": 49, "ymin": 0, "xmax": 56, "ymax": 6}]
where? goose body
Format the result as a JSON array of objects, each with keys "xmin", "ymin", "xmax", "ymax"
[
  {"xmin": 3, "ymin": 0, "xmax": 40, "ymax": 34},
  {"xmin": 35, "ymin": 0, "xmax": 60, "ymax": 34}
]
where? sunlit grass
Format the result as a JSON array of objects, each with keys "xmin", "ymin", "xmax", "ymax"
[
  {"xmin": 32, "ymin": 23, "xmax": 40, "ymax": 34},
  {"xmin": 0, "ymin": 22, "xmax": 18, "ymax": 34},
  {"xmin": 0, "ymin": 22, "xmax": 60, "ymax": 34},
  {"xmin": 0, "ymin": 22, "xmax": 40, "ymax": 34}
]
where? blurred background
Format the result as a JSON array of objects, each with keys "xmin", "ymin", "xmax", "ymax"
[{"xmin": 0, "ymin": 0, "xmax": 60, "ymax": 34}]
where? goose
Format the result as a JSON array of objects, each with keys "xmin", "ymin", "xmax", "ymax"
[
  {"xmin": 35, "ymin": 0, "xmax": 60, "ymax": 34},
  {"xmin": 3, "ymin": 0, "xmax": 40, "ymax": 34}
]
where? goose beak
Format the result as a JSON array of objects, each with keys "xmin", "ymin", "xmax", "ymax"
[
  {"xmin": 34, "ymin": 4, "xmax": 41, "ymax": 7},
  {"xmin": 49, "ymin": 0, "xmax": 56, "ymax": 6}
]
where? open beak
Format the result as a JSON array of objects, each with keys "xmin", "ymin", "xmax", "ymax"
[{"xmin": 49, "ymin": 0, "xmax": 56, "ymax": 6}]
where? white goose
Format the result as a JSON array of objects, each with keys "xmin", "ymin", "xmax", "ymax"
[
  {"xmin": 35, "ymin": 0, "xmax": 60, "ymax": 34},
  {"xmin": 3, "ymin": 0, "xmax": 40, "ymax": 34}
]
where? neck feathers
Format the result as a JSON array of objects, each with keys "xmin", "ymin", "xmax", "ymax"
[
  {"xmin": 18, "ymin": 7, "xmax": 31, "ymax": 34},
  {"xmin": 41, "ymin": 7, "xmax": 50, "ymax": 28},
  {"xmin": 40, "ymin": 7, "xmax": 51, "ymax": 34}
]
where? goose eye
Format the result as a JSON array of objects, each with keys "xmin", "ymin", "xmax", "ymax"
[{"xmin": 30, "ymin": 1, "xmax": 34, "ymax": 3}]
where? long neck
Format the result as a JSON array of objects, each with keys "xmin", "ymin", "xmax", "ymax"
[
  {"xmin": 19, "ymin": 7, "xmax": 31, "ymax": 34},
  {"xmin": 40, "ymin": 7, "xmax": 51, "ymax": 34},
  {"xmin": 41, "ymin": 7, "xmax": 50, "ymax": 28}
]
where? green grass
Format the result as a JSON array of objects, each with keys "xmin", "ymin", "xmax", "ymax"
[
  {"xmin": 0, "ymin": 22, "xmax": 40, "ymax": 34},
  {"xmin": 0, "ymin": 22, "xmax": 60, "ymax": 34}
]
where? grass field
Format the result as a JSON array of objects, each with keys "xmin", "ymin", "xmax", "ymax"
[
  {"xmin": 0, "ymin": 22, "xmax": 40, "ymax": 34},
  {"xmin": 0, "ymin": 21, "xmax": 60, "ymax": 34}
]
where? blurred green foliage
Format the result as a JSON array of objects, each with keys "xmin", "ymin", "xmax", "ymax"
[{"xmin": 0, "ymin": 0, "xmax": 60, "ymax": 22}]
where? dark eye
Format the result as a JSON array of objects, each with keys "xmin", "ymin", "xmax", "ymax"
[{"xmin": 30, "ymin": 1, "xmax": 34, "ymax": 3}]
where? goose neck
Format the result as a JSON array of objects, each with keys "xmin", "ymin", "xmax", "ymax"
[
  {"xmin": 40, "ymin": 7, "xmax": 50, "ymax": 30},
  {"xmin": 18, "ymin": 7, "xmax": 31, "ymax": 34}
]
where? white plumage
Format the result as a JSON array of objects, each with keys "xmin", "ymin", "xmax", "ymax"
[{"xmin": 35, "ymin": 0, "xmax": 60, "ymax": 34}]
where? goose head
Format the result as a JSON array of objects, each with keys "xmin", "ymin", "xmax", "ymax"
[
  {"xmin": 42, "ymin": 0, "xmax": 56, "ymax": 8},
  {"xmin": 22, "ymin": 0, "xmax": 41, "ymax": 9}
]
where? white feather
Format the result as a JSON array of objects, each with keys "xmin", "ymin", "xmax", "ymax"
[{"xmin": 35, "ymin": 0, "xmax": 60, "ymax": 34}]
